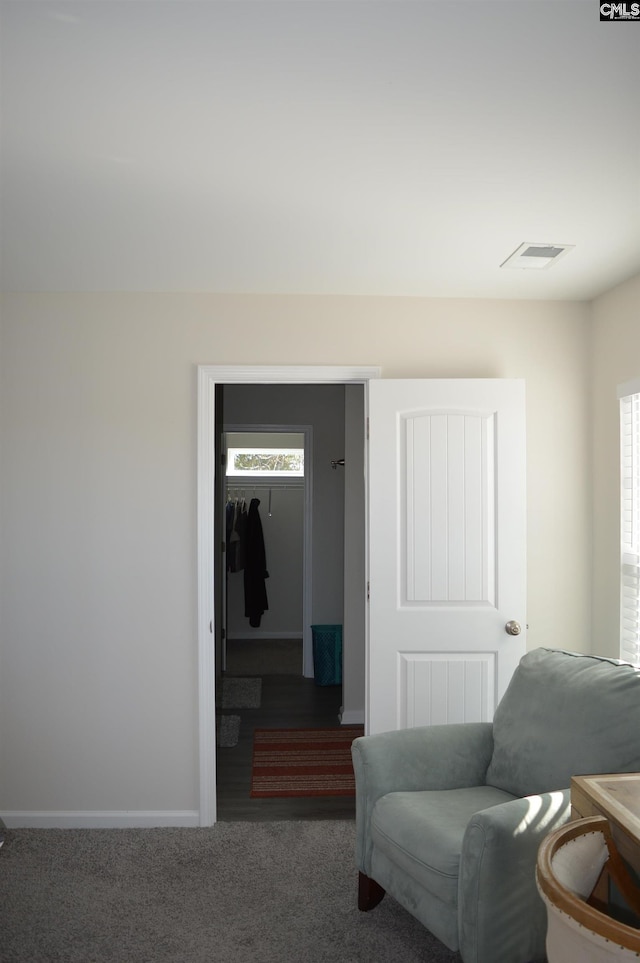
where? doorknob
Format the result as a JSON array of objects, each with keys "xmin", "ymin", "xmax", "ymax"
[{"xmin": 505, "ymin": 620, "xmax": 521, "ymax": 636}]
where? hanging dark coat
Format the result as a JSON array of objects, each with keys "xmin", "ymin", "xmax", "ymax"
[{"xmin": 244, "ymin": 497, "xmax": 269, "ymax": 627}]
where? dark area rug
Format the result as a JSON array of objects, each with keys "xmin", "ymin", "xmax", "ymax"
[
  {"xmin": 216, "ymin": 714, "xmax": 241, "ymax": 748},
  {"xmin": 250, "ymin": 727, "xmax": 363, "ymax": 798},
  {"xmin": 220, "ymin": 676, "xmax": 262, "ymax": 708}
]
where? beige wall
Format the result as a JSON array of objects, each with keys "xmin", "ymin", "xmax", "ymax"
[
  {"xmin": 590, "ymin": 273, "xmax": 640, "ymax": 656},
  {"xmin": 0, "ymin": 291, "xmax": 591, "ymax": 821}
]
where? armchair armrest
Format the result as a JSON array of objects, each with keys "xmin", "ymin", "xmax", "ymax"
[
  {"xmin": 458, "ymin": 788, "xmax": 572, "ymax": 963},
  {"xmin": 352, "ymin": 722, "xmax": 494, "ymax": 872}
]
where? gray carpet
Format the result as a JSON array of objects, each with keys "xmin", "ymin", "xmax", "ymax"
[
  {"xmin": 0, "ymin": 821, "xmax": 462, "ymax": 963},
  {"xmin": 225, "ymin": 638, "xmax": 302, "ymax": 676}
]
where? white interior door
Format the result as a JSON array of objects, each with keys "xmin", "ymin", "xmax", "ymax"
[{"xmin": 367, "ymin": 379, "xmax": 526, "ymax": 735}]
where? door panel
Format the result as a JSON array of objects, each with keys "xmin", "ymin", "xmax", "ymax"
[
  {"xmin": 368, "ymin": 379, "xmax": 526, "ymax": 735},
  {"xmin": 399, "ymin": 651, "xmax": 495, "ymax": 728},
  {"xmin": 404, "ymin": 409, "xmax": 496, "ymax": 604}
]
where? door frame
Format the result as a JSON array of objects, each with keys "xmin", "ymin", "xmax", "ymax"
[{"xmin": 197, "ymin": 365, "xmax": 381, "ymax": 826}]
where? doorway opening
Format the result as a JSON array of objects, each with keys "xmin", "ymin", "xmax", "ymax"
[
  {"xmin": 216, "ymin": 387, "xmax": 354, "ymax": 820},
  {"xmin": 197, "ymin": 365, "xmax": 380, "ymax": 826}
]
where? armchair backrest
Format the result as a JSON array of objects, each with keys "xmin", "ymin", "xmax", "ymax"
[{"xmin": 486, "ymin": 648, "xmax": 640, "ymax": 797}]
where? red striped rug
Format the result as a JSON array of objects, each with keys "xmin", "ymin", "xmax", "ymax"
[{"xmin": 250, "ymin": 726, "xmax": 364, "ymax": 798}]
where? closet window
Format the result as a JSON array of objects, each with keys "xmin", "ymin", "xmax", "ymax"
[
  {"xmin": 226, "ymin": 448, "xmax": 304, "ymax": 477},
  {"xmin": 619, "ymin": 378, "xmax": 640, "ymax": 666}
]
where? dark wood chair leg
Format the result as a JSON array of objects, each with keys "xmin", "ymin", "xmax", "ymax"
[{"xmin": 358, "ymin": 871, "xmax": 386, "ymax": 911}]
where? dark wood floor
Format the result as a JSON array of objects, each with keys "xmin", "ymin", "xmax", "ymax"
[{"xmin": 216, "ymin": 669, "xmax": 357, "ymax": 821}]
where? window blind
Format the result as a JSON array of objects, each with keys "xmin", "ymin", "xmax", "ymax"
[{"xmin": 619, "ymin": 382, "xmax": 640, "ymax": 666}]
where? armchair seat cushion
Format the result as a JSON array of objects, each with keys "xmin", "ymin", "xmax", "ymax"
[{"xmin": 371, "ymin": 785, "xmax": 517, "ymax": 908}]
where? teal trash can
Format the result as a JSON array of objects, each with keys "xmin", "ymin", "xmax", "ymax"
[{"xmin": 311, "ymin": 624, "xmax": 343, "ymax": 686}]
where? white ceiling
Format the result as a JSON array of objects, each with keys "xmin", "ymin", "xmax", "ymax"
[{"xmin": 1, "ymin": 0, "xmax": 639, "ymax": 300}]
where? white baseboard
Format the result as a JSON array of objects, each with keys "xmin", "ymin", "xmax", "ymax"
[
  {"xmin": 340, "ymin": 709, "xmax": 365, "ymax": 726},
  {"xmin": 227, "ymin": 632, "xmax": 302, "ymax": 640},
  {"xmin": 0, "ymin": 810, "xmax": 200, "ymax": 829}
]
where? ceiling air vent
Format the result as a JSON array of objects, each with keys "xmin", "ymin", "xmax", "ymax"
[{"xmin": 500, "ymin": 242, "xmax": 574, "ymax": 270}]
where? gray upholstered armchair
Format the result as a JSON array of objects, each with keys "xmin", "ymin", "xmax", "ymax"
[{"xmin": 351, "ymin": 648, "xmax": 640, "ymax": 963}]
